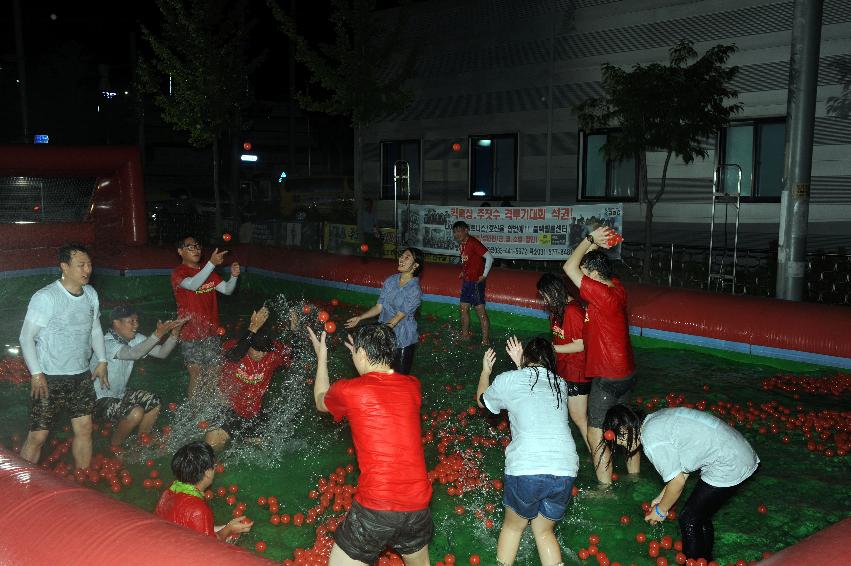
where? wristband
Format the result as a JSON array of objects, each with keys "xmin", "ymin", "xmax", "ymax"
[
  {"xmin": 586, "ymin": 234, "xmax": 595, "ymax": 244},
  {"xmin": 654, "ymin": 504, "xmax": 666, "ymax": 519}
]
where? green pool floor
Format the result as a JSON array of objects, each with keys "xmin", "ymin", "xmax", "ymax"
[{"xmin": 0, "ymin": 273, "xmax": 848, "ymax": 565}]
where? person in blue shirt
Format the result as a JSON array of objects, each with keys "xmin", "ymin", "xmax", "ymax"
[{"xmin": 345, "ymin": 247, "xmax": 424, "ymax": 375}]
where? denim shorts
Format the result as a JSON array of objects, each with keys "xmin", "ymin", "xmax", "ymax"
[
  {"xmin": 460, "ymin": 280, "xmax": 486, "ymax": 306},
  {"xmin": 503, "ymin": 474, "xmax": 576, "ymax": 521}
]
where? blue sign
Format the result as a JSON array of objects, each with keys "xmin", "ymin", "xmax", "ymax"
[{"xmin": 34, "ymin": 135, "xmax": 49, "ymax": 144}]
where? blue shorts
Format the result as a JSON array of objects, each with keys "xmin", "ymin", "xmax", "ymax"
[
  {"xmin": 503, "ymin": 474, "xmax": 575, "ymax": 521},
  {"xmin": 460, "ymin": 280, "xmax": 486, "ymax": 306}
]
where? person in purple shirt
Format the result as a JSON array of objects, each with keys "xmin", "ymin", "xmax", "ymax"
[{"xmin": 346, "ymin": 247, "xmax": 423, "ymax": 375}]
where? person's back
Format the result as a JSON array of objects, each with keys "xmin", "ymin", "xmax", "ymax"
[
  {"xmin": 325, "ymin": 370, "xmax": 431, "ymax": 510},
  {"xmin": 486, "ymin": 366, "xmax": 578, "ymax": 476},
  {"xmin": 156, "ymin": 484, "xmax": 216, "ymax": 536}
]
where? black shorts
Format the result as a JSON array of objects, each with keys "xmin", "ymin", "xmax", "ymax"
[
  {"xmin": 220, "ymin": 408, "xmax": 267, "ymax": 439},
  {"xmin": 94, "ymin": 389, "xmax": 161, "ymax": 424},
  {"xmin": 566, "ymin": 381, "xmax": 592, "ymax": 397},
  {"xmin": 334, "ymin": 499, "xmax": 433, "ymax": 563},
  {"xmin": 587, "ymin": 373, "xmax": 636, "ymax": 428},
  {"xmin": 30, "ymin": 371, "xmax": 95, "ymax": 431}
]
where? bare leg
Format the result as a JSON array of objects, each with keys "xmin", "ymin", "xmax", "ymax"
[
  {"xmin": 20, "ymin": 429, "xmax": 49, "ymax": 464},
  {"xmin": 205, "ymin": 429, "xmax": 231, "ymax": 452},
  {"xmin": 588, "ymin": 426, "xmax": 612, "ymax": 484},
  {"xmin": 530, "ymin": 514, "xmax": 563, "ymax": 566},
  {"xmin": 70, "ymin": 415, "xmax": 93, "ymax": 470},
  {"xmin": 567, "ymin": 394, "xmax": 591, "ymax": 454},
  {"xmin": 460, "ymin": 303, "xmax": 472, "ymax": 339},
  {"xmin": 401, "ymin": 544, "xmax": 431, "ymax": 566},
  {"xmin": 187, "ymin": 364, "xmax": 202, "ymax": 398},
  {"xmin": 329, "ymin": 543, "xmax": 368, "ymax": 566},
  {"xmin": 110, "ymin": 407, "xmax": 144, "ymax": 446},
  {"xmin": 138, "ymin": 406, "xmax": 161, "ymax": 435},
  {"xmin": 474, "ymin": 304, "xmax": 490, "ymax": 344},
  {"xmin": 496, "ymin": 507, "xmax": 529, "ymax": 565}
]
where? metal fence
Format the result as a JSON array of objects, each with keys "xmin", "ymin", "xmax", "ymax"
[{"xmin": 146, "ymin": 215, "xmax": 851, "ymax": 306}]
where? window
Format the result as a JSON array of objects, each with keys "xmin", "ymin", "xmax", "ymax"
[
  {"xmin": 380, "ymin": 140, "xmax": 421, "ymax": 200},
  {"xmin": 469, "ymin": 134, "xmax": 517, "ymax": 200},
  {"xmin": 719, "ymin": 119, "xmax": 785, "ymax": 200},
  {"xmin": 579, "ymin": 132, "xmax": 637, "ymax": 201}
]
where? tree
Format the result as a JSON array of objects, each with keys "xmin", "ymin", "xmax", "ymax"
[
  {"xmin": 136, "ymin": 0, "xmax": 261, "ymax": 237},
  {"xmin": 267, "ymin": 0, "xmax": 417, "ymax": 206},
  {"xmin": 575, "ymin": 40, "xmax": 742, "ymax": 279}
]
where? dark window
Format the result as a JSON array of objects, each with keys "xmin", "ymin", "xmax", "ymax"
[
  {"xmin": 380, "ymin": 140, "xmax": 421, "ymax": 200},
  {"xmin": 719, "ymin": 119, "xmax": 785, "ymax": 200},
  {"xmin": 469, "ymin": 134, "xmax": 517, "ymax": 200},
  {"xmin": 579, "ymin": 132, "xmax": 637, "ymax": 201}
]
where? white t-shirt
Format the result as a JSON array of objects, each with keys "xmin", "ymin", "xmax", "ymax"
[
  {"xmin": 24, "ymin": 281, "xmax": 101, "ymax": 375},
  {"xmin": 483, "ymin": 367, "xmax": 579, "ymax": 477},
  {"xmin": 93, "ymin": 332, "xmax": 147, "ymax": 399},
  {"xmin": 642, "ymin": 407, "xmax": 760, "ymax": 488}
]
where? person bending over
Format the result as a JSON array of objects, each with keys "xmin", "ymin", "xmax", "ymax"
[
  {"xmin": 93, "ymin": 304, "xmax": 186, "ymax": 449},
  {"xmin": 156, "ymin": 441, "xmax": 253, "ymax": 540},
  {"xmin": 205, "ymin": 306, "xmax": 293, "ymax": 452},
  {"xmin": 307, "ymin": 324, "xmax": 433, "ymax": 566},
  {"xmin": 477, "ymin": 336, "xmax": 578, "ymax": 566},
  {"xmin": 171, "ymin": 235, "xmax": 240, "ymax": 398},
  {"xmin": 563, "ymin": 226, "xmax": 636, "ymax": 485},
  {"xmin": 600, "ymin": 405, "xmax": 759, "ymax": 562},
  {"xmin": 345, "ymin": 247, "xmax": 424, "ymax": 375},
  {"xmin": 537, "ymin": 273, "xmax": 590, "ymax": 453}
]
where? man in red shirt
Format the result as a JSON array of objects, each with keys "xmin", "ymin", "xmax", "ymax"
[
  {"xmin": 171, "ymin": 235, "xmax": 240, "ymax": 398},
  {"xmin": 307, "ymin": 323, "xmax": 433, "ymax": 566},
  {"xmin": 205, "ymin": 307, "xmax": 292, "ymax": 451},
  {"xmin": 452, "ymin": 221, "xmax": 494, "ymax": 344},
  {"xmin": 563, "ymin": 226, "xmax": 637, "ymax": 485},
  {"xmin": 156, "ymin": 441, "xmax": 252, "ymax": 540}
]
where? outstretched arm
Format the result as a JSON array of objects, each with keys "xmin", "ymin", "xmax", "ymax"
[
  {"xmin": 553, "ymin": 339, "xmax": 584, "ymax": 354},
  {"xmin": 346, "ymin": 303, "xmax": 383, "ymax": 329},
  {"xmin": 180, "ymin": 262, "xmax": 217, "ymax": 291},
  {"xmin": 215, "ymin": 262, "xmax": 241, "ymax": 295}
]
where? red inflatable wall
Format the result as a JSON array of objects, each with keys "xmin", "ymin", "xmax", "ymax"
[{"xmin": 0, "ymin": 145, "xmax": 147, "ymax": 247}]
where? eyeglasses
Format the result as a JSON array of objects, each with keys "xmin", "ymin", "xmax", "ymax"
[{"xmin": 181, "ymin": 244, "xmax": 202, "ymax": 251}]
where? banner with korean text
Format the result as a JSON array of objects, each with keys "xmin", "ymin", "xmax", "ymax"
[{"xmin": 398, "ymin": 204, "xmax": 623, "ymax": 260}]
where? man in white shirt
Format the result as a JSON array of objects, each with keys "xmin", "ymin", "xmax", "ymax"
[
  {"xmin": 93, "ymin": 305, "xmax": 186, "ymax": 449},
  {"xmin": 19, "ymin": 244, "xmax": 108, "ymax": 470}
]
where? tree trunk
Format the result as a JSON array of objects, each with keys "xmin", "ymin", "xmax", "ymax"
[
  {"xmin": 212, "ymin": 137, "xmax": 223, "ymax": 240},
  {"xmin": 641, "ymin": 150, "xmax": 672, "ymax": 280}
]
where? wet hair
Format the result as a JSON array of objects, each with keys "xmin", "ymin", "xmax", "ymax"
[
  {"xmin": 521, "ymin": 337, "xmax": 563, "ymax": 410},
  {"xmin": 176, "ymin": 234, "xmax": 198, "ymax": 248},
  {"xmin": 171, "ymin": 441, "xmax": 215, "ymax": 484},
  {"xmin": 580, "ymin": 250, "xmax": 613, "ymax": 281},
  {"xmin": 452, "ymin": 220, "xmax": 469, "ymax": 231},
  {"xmin": 59, "ymin": 243, "xmax": 90, "ymax": 265},
  {"xmin": 597, "ymin": 404, "xmax": 646, "ymax": 469},
  {"xmin": 403, "ymin": 247, "xmax": 425, "ymax": 277},
  {"xmin": 249, "ymin": 324, "xmax": 275, "ymax": 352},
  {"xmin": 537, "ymin": 273, "xmax": 568, "ymax": 325},
  {"xmin": 110, "ymin": 303, "xmax": 138, "ymax": 321},
  {"xmin": 352, "ymin": 323, "xmax": 396, "ymax": 367}
]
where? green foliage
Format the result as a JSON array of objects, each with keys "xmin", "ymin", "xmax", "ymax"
[
  {"xmin": 575, "ymin": 40, "xmax": 742, "ymax": 167},
  {"xmin": 267, "ymin": 0, "xmax": 417, "ymax": 127},
  {"xmin": 136, "ymin": 0, "xmax": 262, "ymax": 147}
]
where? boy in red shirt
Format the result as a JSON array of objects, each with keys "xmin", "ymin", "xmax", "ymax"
[
  {"xmin": 452, "ymin": 220, "xmax": 494, "ymax": 344},
  {"xmin": 307, "ymin": 323, "xmax": 433, "ymax": 566},
  {"xmin": 537, "ymin": 273, "xmax": 590, "ymax": 453},
  {"xmin": 563, "ymin": 226, "xmax": 636, "ymax": 485},
  {"xmin": 171, "ymin": 235, "xmax": 240, "ymax": 398},
  {"xmin": 205, "ymin": 307, "xmax": 292, "ymax": 451},
  {"xmin": 156, "ymin": 441, "xmax": 252, "ymax": 540}
]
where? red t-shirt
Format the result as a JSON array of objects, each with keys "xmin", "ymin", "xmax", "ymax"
[
  {"xmin": 171, "ymin": 264, "xmax": 223, "ymax": 341},
  {"xmin": 219, "ymin": 340, "xmax": 292, "ymax": 418},
  {"xmin": 323, "ymin": 371, "xmax": 432, "ymax": 512},
  {"xmin": 551, "ymin": 302, "xmax": 588, "ymax": 383},
  {"xmin": 580, "ymin": 276, "xmax": 635, "ymax": 379},
  {"xmin": 155, "ymin": 487, "xmax": 215, "ymax": 537},
  {"xmin": 460, "ymin": 236, "xmax": 488, "ymax": 281}
]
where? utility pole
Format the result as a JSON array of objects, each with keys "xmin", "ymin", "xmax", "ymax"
[{"xmin": 776, "ymin": 0, "xmax": 823, "ymax": 301}]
